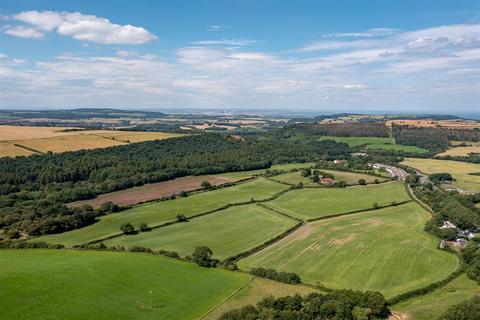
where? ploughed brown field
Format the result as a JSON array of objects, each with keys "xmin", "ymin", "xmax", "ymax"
[{"xmin": 68, "ymin": 175, "xmax": 235, "ymax": 209}]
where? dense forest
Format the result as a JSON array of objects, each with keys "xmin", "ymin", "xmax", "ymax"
[
  {"xmin": 219, "ymin": 290, "xmax": 390, "ymax": 320},
  {"xmin": 0, "ymin": 134, "xmax": 350, "ymax": 236}
]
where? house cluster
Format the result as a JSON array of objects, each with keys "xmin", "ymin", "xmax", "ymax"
[
  {"xmin": 440, "ymin": 220, "xmax": 477, "ymax": 248},
  {"xmin": 369, "ymin": 163, "xmax": 409, "ymax": 181}
]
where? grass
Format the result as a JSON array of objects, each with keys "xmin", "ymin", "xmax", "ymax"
[
  {"xmin": 267, "ymin": 182, "xmax": 410, "ymax": 220},
  {"xmin": 0, "ymin": 249, "xmax": 249, "ymax": 320},
  {"xmin": 319, "ymin": 136, "xmax": 428, "ymax": 153},
  {"xmin": 36, "ymin": 178, "xmax": 289, "ymax": 247},
  {"xmin": 402, "ymin": 158, "xmax": 480, "ymax": 192},
  {"xmin": 437, "ymin": 141, "xmax": 480, "ymax": 157},
  {"xmin": 216, "ymin": 162, "xmax": 315, "ymax": 179},
  {"xmin": 393, "ymin": 274, "xmax": 480, "ymax": 320},
  {"xmin": 270, "ymin": 170, "xmax": 387, "ymax": 186},
  {"xmin": 104, "ymin": 204, "xmax": 298, "ymax": 259},
  {"xmin": 202, "ymin": 277, "xmax": 318, "ymax": 320},
  {"xmin": 238, "ymin": 202, "xmax": 459, "ymax": 298}
]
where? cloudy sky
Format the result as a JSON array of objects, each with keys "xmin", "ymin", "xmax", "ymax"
[{"xmin": 0, "ymin": 0, "xmax": 479, "ymax": 113}]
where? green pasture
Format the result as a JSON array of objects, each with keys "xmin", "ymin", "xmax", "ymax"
[
  {"xmin": 270, "ymin": 169, "xmax": 387, "ymax": 186},
  {"xmin": 319, "ymin": 136, "xmax": 428, "ymax": 153},
  {"xmin": 267, "ymin": 182, "xmax": 410, "ymax": 220},
  {"xmin": 105, "ymin": 204, "xmax": 298, "ymax": 259},
  {"xmin": 0, "ymin": 249, "xmax": 249, "ymax": 320},
  {"xmin": 238, "ymin": 203, "xmax": 459, "ymax": 298},
  {"xmin": 216, "ymin": 162, "xmax": 315, "ymax": 179},
  {"xmin": 36, "ymin": 178, "xmax": 288, "ymax": 247}
]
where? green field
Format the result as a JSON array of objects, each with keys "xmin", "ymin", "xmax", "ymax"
[
  {"xmin": 394, "ymin": 274, "xmax": 480, "ymax": 320},
  {"xmin": 402, "ymin": 158, "xmax": 480, "ymax": 192},
  {"xmin": 36, "ymin": 178, "xmax": 288, "ymax": 247},
  {"xmin": 216, "ymin": 162, "xmax": 315, "ymax": 179},
  {"xmin": 238, "ymin": 203, "xmax": 459, "ymax": 298},
  {"xmin": 0, "ymin": 249, "xmax": 250, "ymax": 320},
  {"xmin": 267, "ymin": 182, "xmax": 410, "ymax": 220},
  {"xmin": 271, "ymin": 169, "xmax": 387, "ymax": 186},
  {"xmin": 105, "ymin": 204, "xmax": 298, "ymax": 259},
  {"xmin": 319, "ymin": 136, "xmax": 428, "ymax": 153},
  {"xmin": 202, "ymin": 277, "xmax": 317, "ymax": 320}
]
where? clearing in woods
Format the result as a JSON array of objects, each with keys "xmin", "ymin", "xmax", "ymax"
[
  {"xmin": 0, "ymin": 249, "xmax": 249, "ymax": 320},
  {"xmin": 216, "ymin": 162, "xmax": 315, "ymax": 180},
  {"xmin": 393, "ymin": 274, "xmax": 480, "ymax": 320},
  {"xmin": 402, "ymin": 158, "xmax": 480, "ymax": 192},
  {"xmin": 68, "ymin": 175, "xmax": 235, "ymax": 209},
  {"xmin": 267, "ymin": 182, "xmax": 410, "ymax": 220},
  {"xmin": 104, "ymin": 204, "xmax": 298, "ymax": 259},
  {"xmin": 271, "ymin": 169, "xmax": 388, "ymax": 186},
  {"xmin": 318, "ymin": 136, "xmax": 428, "ymax": 153},
  {"xmin": 238, "ymin": 202, "xmax": 459, "ymax": 298},
  {"xmin": 35, "ymin": 178, "xmax": 289, "ymax": 247}
]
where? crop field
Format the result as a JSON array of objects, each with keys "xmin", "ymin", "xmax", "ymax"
[
  {"xmin": 271, "ymin": 170, "xmax": 387, "ymax": 186},
  {"xmin": 68, "ymin": 175, "xmax": 234, "ymax": 209},
  {"xmin": 0, "ymin": 249, "xmax": 249, "ymax": 320},
  {"xmin": 402, "ymin": 158, "xmax": 480, "ymax": 192},
  {"xmin": 104, "ymin": 204, "xmax": 298, "ymax": 259},
  {"xmin": 238, "ymin": 203, "xmax": 459, "ymax": 298},
  {"xmin": 36, "ymin": 178, "xmax": 288, "ymax": 247},
  {"xmin": 202, "ymin": 277, "xmax": 317, "ymax": 320},
  {"xmin": 437, "ymin": 141, "xmax": 480, "ymax": 157},
  {"xmin": 393, "ymin": 274, "xmax": 480, "ymax": 320},
  {"xmin": 267, "ymin": 182, "xmax": 409, "ymax": 220},
  {"xmin": 216, "ymin": 162, "xmax": 315, "ymax": 179},
  {"xmin": 0, "ymin": 125, "xmax": 184, "ymax": 157},
  {"xmin": 319, "ymin": 136, "xmax": 428, "ymax": 153}
]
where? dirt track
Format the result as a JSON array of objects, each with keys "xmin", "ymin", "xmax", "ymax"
[{"xmin": 68, "ymin": 175, "xmax": 233, "ymax": 209}]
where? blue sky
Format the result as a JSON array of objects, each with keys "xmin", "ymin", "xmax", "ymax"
[{"xmin": 0, "ymin": 0, "xmax": 479, "ymax": 113}]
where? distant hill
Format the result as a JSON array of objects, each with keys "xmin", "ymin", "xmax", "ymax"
[{"xmin": 0, "ymin": 108, "xmax": 167, "ymax": 120}]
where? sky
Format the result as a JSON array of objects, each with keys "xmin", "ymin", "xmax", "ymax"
[{"xmin": 0, "ymin": 0, "xmax": 479, "ymax": 114}]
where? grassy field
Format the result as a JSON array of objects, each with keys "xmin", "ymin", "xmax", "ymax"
[
  {"xmin": 36, "ymin": 178, "xmax": 288, "ymax": 247},
  {"xmin": 0, "ymin": 249, "xmax": 249, "ymax": 320},
  {"xmin": 202, "ymin": 278, "xmax": 317, "ymax": 319},
  {"xmin": 319, "ymin": 136, "xmax": 428, "ymax": 153},
  {"xmin": 437, "ymin": 141, "xmax": 480, "ymax": 157},
  {"xmin": 270, "ymin": 170, "xmax": 387, "ymax": 186},
  {"xmin": 238, "ymin": 203, "xmax": 459, "ymax": 298},
  {"xmin": 267, "ymin": 182, "xmax": 409, "ymax": 220},
  {"xmin": 104, "ymin": 204, "xmax": 298, "ymax": 259},
  {"xmin": 216, "ymin": 162, "xmax": 315, "ymax": 180},
  {"xmin": 402, "ymin": 158, "xmax": 480, "ymax": 192},
  {"xmin": 394, "ymin": 274, "xmax": 480, "ymax": 320}
]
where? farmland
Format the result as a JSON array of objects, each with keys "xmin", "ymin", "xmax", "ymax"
[
  {"xmin": 216, "ymin": 162, "xmax": 315, "ymax": 180},
  {"xmin": 105, "ymin": 204, "xmax": 298, "ymax": 259},
  {"xmin": 36, "ymin": 178, "xmax": 288, "ymax": 247},
  {"xmin": 319, "ymin": 136, "xmax": 428, "ymax": 153},
  {"xmin": 437, "ymin": 141, "xmax": 480, "ymax": 157},
  {"xmin": 270, "ymin": 169, "xmax": 388, "ymax": 186},
  {"xmin": 402, "ymin": 158, "xmax": 480, "ymax": 192},
  {"xmin": 0, "ymin": 125, "xmax": 184, "ymax": 157},
  {"xmin": 0, "ymin": 249, "xmax": 249, "ymax": 320},
  {"xmin": 267, "ymin": 182, "xmax": 409, "ymax": 220},
  {"xmin": 68, "ymin": 175, "xmax": 234, "ymax": 209},
  {"xmin": 202, "ymin": 277, "xmax": 317, "ymax": 320},
  {"xmin": 238, "ymin": 203, "xmax": 459, "ymax": 298},
  {"xmin": 393, "ymin": 274, "xmax": 480, "ymax": 320}
]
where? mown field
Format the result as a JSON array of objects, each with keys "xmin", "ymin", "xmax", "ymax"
[
  {"xmin": 393, "ymin": 274, "xmax": 480, "ymax": 320},
  {"xmin": 68, "ymin": 175, "xmax": 234, "ymax": 209},
  {"xmin": 270, "ymin": 169, "xmax": 387, "ymax": 186},
  {"xmin": 36, "ymin": 178, "xmax": 288, "ymax": 247},
  {"xmin": 0, "ymin": 125, "xmax": 184, "ymax": 157},
  {"xmin": 402, "ymin": 158, "xmax": 480, "ymax": 192},
  {"xmin": 216, "ymin": 162, "xmax": 315, "ymax": 179},
  {"xmin": 202, "ymin": 277, "xmax": 318, "ymax": 320},
  {"xmin": 267, "ymin": 182, "xmax": 409, "ymax": 220},
  {"xmin": 238, "ymin": 203, "xmax": 459, "ymax": 298},
  {"xmin": 105, "ymin": 204, "xmax": 298, "ymax": 259},
  {"xmin": 0, "ymin": 249, "xmax": 250, "ymax": 320},
  {"xmin": 437, "ymin": 141, "xmax": 480, "ymax": 157},
  {"xmin": 319, "ymin": 136, "xmax": 428, "ymax": 153}
]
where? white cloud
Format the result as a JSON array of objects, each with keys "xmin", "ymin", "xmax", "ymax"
[
  {"xmin": 3, "ymin": 25, "xmax": 45, "ymax": 38},
  {"xmin": 4, "ymin": 11, "xmax": 157, "ymax": 44},
  {"xmin": 207, "ymin": 25, "xmax": 230, "ymax": 32},
  {"xmin": 191, "ymin": 39, "xmax": 257, "ymax": 46},
  {"xmin": 325, "ymin": 28, "xmax": 400, "ymax": 38}
]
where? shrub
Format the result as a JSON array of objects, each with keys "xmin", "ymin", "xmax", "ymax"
[
  {"xmin": 192, "ymin": 246, "xmax": 216, "ymax": 267},
  {"xmin": 139, "ymin": 223, "xmax": 150, "ymax": 232},
  {"xmin": 120, "ymin": 223, "xmax": 135, "ymax": 235},
  {"xmin": 176, "ymin": 214, "xmax": 188, "ymax": 222},
  {"xmin": 358, "ymin": 178, "xmax": 367, "ymax": 185}
]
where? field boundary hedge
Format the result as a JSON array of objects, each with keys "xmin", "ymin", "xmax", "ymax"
[
  {"xmin": 256, "ymin": 203, "xmax": 303, "ymax": 222},
  {"xmin": 404, "ymin": 182, "xmax": 433, "ymax": 214},
  {"xmin": 305, "ymin": 200, "xmax": 412, "ymax": 222},
  {"xmin": 13, "ymin": 143, "xmax": 44, "ymax": 154}
]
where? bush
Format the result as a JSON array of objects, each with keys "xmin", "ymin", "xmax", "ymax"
[
  {"xmin": 139, "ymin": 223, "xmax": 150, "ymax": 232},
  {"xmin": 120, "ymin": 223, "xmax": 135, "ymax": 235},
  {"xmin": 179, "ymin": 191, "xmax": 188, "ymax": 197},
  {"xmin": 192, "ymin": 246, "xmax": 216, "ymax": 267},
  {"xmin": 201, "ymin": 181, "xmax": 212, "ymax": 190},
  {"xmin": 249, "ymin": 267, "xmax": 301, "ymax": 284},
  {"xmin": 358, "ymin": 178, "xmax": 367, "ymax": 185},
  {"xmin": 176, "ymin": 214, "xmax": 188, "ymax": 222}
]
